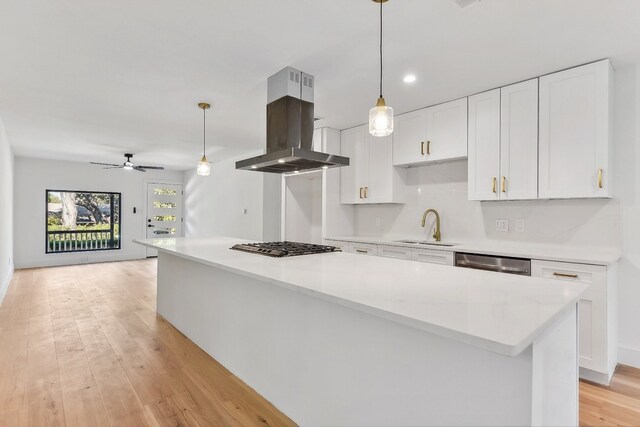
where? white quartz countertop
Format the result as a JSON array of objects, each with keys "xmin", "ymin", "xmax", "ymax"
[
  {"xmin": 134, "ymin": 236, "xmax": 587, "ymax": 357},
  {"xmin": 325, "ymin": 236, "xmax": 621, "ymax": 266}
]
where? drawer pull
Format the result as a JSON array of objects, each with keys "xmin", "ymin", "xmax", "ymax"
[
  {"xmin": 553, "ymin": 272, "xmax": 578, "ymax": 279},
  {"xmin": 355, "ymin": 249, "xmax": 368, "ymax": 254}
]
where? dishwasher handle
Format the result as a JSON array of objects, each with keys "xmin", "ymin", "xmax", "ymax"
[{"xmin": 456, "ymin": 260, "xmax": 527, "ymax": 274}]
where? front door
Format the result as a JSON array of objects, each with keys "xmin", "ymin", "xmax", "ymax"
[{"xmin": 146, "ymin": 183, "xmax": 183, "ymax": 257}]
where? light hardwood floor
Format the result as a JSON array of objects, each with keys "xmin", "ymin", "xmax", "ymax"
[
  {"xmin": 0, "ymin": 259, "xmax": 296, "ymax": 426},
  {"xmin": 1, "ymin": 259, "xmax": 640, "ymax": 426}
]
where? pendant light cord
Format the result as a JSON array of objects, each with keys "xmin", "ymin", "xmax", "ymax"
[
  {"xmin": 202, "ymin": 107, "xmax": 206, "ymax": 157},
  {"xmin": 379, "ymin": 0, "xmax": 383, "ymax": 99}
]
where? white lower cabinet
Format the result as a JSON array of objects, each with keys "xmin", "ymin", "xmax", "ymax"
[
  {"xmin": 350, "ymin": 242, "xmax": 378, "ymax": 256},
  {"xmin": 412, "ymin": 248, "xmax": 454, "ymax": 265},
  {"xmin": 326, "ymin": 240, "xmax": 351, "ymax": 252},
  {"xmin": 531, "ymin": 259, "xmax": 617, "ymax": 385},
  {"xmin": 378, "ymin": 245, "xmax": 412, "ymax": 260}
]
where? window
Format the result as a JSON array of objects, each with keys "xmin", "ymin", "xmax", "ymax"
[{"xmin": 46, "ymin": 190, "xmax": 121, "ymax": 253}]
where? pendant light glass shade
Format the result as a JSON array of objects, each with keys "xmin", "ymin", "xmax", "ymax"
[
  {"xmin": 197, "ymin": 155, "xmax": 211, "ymax": 176},
  {"xmin": 197, "ymin": 102, "xmax": 211, "ymax": 176},
  {"xmin": 369, "ymin": 97, "xmax": 394, "ymax": 137},
  {"xmin": 369, "ymin": 0, "xmax": 393, "ymax": 137}
]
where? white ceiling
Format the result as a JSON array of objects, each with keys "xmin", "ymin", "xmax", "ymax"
[{"xmin": 1, "ymin": 0, "xmax": 640, "ymax": 170}]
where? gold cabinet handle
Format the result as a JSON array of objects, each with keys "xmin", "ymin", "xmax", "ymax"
[
  {"xmin": 426, "ymin": 140, "xmax": 431, "ymax": 155},
  {"xmin": 364, "ymin": 187, "xmax": 368, "ymax": 198},
  {"xmin": 359, "ymin": 187, "xmax": 364, "ymax": 199},
  {"xmin": 598, "ymin": 169, "xmax": 603, "ymax": 189},
  {"xmin": 501, "ymin": 176, "xmax": 506, "ymax": 193},
  {"xmin": 421, "ymin": 141, "xmax": 425, "ymax": 155},
  {"xmin": 355, "ymin": 249, "xmax": 368, "ymax": 254},
  {"xmin": 492, "ymin": 177, "xmax": 497, "ymax": 193},
  {"xmin": 553, "ymin": 272, "xmax": 579, "ymax": 279}
]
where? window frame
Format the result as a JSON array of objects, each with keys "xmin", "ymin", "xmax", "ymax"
[{"xmin": 45, "ymin": 189, "xmax": 122, "ymax": 254}]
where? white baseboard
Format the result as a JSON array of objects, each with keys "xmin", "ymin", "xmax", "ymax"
[
  {"xmin": 14, "ymin": 251, "xmax": 146, "ymax": 269},
  {"xmin": 0, "ymin": 263, "xmax": 14, "ymax": 306},
  {"xmin": 618, "ymin": 345, "xmax": 640, "ymax": 369}
]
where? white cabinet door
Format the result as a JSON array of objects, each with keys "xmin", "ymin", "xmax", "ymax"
[
  {"xmin": 531, "ymin": 260, "xmax": 609, "ymax": 374},
  {"xmin": 351, "ymin": 242, "xmax": 378, "ymax": 256},
  {"xmin": 539, "ymin": 59, "xmax": 613, "ymax": 199},
  {"xmin": 425, "ymin": 98, "xmax": 468, "ymax": 162},
  {"xmin": 468, "ymin": 89, "xmax": 501, "ymax": 201},
  {"xmin": 500, "ymin": 79, "xmax": 539, "ymax": 200},
  {"xmin": 367, "ymin": 133, "xmax": 394, "ymax": 203},
  {"xmin": 312, "ymin": 128, "xmax": 323, "ymax": 152},
  {"xmin": 378, "ymin": 245, "xmax": 412, "ymax": 260},
  {"xmin": 340, "ymin": 126, "xmax": 367, "ymax": 204},
  {"xmin": 393, "ymin": 109, "xmax": 428, "ymax": 166},
  {"xmin": 411, "ymin": 248, "xmax": 454, "ymax": 265}
]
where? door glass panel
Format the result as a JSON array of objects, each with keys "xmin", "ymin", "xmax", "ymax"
[
  {"xmin": 153, "ymin": 188, "xmax": 177, "ymax": 195},
  {"xmin": 153, "ymin": 215, "xmax": 176, "ymax": 221},
  {"xmin": 153, "ymin": 201, "xmax": 177, "ymax": 208}
]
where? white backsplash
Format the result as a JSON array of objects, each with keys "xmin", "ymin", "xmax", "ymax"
[{"xmin": 353, "ymin": 160, "xmax": 620, "ymax": 249}]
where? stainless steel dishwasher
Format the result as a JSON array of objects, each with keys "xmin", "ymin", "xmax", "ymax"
[{"xmin": 455, "ymin": 253, "xmax": 531, "ymax": 276}]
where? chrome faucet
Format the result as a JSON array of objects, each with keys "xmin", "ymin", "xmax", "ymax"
[{"xmin": 421, "ymin": 208, "xmax": 442, "ymax": 242}]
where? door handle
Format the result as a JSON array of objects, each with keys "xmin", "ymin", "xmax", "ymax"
[
  {"xmin": 147, "ymin": 224, "xmax": 155, "ymax": 228},
  {"xmin": 598, "ymin": 169, "xmax": 603, "ymax": 189}
]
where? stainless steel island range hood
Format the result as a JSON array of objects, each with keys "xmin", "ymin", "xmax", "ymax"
[{"xmin": 236, "ymin": 67, "xmax": 349, "ymax": 173}]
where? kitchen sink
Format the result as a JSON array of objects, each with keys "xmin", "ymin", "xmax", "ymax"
[{"xmin": 395, "ymin": 240, "xmax": 457, "ymax": 247}]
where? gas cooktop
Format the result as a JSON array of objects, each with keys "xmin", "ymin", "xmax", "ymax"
[{"xmin": 230, "ymin": 241, "xmax": 340, "ymax": 257}]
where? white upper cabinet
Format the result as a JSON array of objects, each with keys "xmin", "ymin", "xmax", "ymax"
[
  {"xmin": 539, "ymin": 59, "xmax": 613, "ymax": 199},
  {"xmin": 341, "ymin": 124, "xmax": 404, "ymax": 204},
  {"xmin": 393, "ymin": 109, "xmax": 427, "ymax": 166},
  {"xmin": 500, "ymin": 79, "xmax": 539, "ymax": 200},
  {"xmin": 393, "ymin": 98, "xmax": 467, "ymax": 166},
  {"xmin": 468, "ymin": 89, "xmax": 501, "ymax": 201}
]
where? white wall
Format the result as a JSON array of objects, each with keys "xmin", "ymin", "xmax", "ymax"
[
  {"xmin": 13, "ymin": 157, "xmax": 183, "ymax": 268},
  {"xmin": 614, "ymin": 64, "xmax": 640, "ymax": 368},
  {"xmin": 353, "ymin": 160, "xmax": 620, "ymax": 248},
  {"xmin": 284, "ymin": 171, "xmax": 323, "ymax": 244},
  {"xmin": 183, "ymin": 153, "xmax": 266, "ymax": 240},
  {"xmin": 0, "ymin": 115, "xmax": 14, "ymax": 303}
]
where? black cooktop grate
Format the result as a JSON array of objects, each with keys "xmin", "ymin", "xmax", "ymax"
[{"xmin": 230, "ymin": 241, "xmax": 340, "ymax": 257}]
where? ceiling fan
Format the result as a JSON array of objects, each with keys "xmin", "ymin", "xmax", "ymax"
[{"xmin": 90, "ymin": 153, "xmax": 164, "ymax": 172}]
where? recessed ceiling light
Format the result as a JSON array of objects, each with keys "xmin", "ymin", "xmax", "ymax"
[{"xmin": 403, "ymin": 74, "xmax": 417, "ymax": 84}]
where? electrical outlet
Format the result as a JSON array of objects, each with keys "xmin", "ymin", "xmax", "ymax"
[
  {"xmin": 375, "ymin": 217, "xmax": 381, "ymax": 227},
  {"xmin": 496, "ymin": 219, "xmax": 509, "ymax": 232},
  {"xmin": 515, "ymin": 219, "xmax": 525, "ymax": 232}
]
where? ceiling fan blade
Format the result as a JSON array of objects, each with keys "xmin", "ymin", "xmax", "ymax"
[
  {"xmin": 90, "ymin": 162, "xmax": 121, "ymax": 167},
  {"xmin": 133, "ymin": 166, "xmax": 147, "ymax": 172},
  {"xmin": 103, "ymin": 166, "xmax": 123, "ymax": 169},
  {"xmin": 137, "ymin": 165, "xmax": 165, "ymax": 170}
]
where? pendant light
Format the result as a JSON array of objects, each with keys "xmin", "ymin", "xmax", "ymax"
[
  {"xmin": 369, "ymin": 0, "xmax": 394, "ymax": 137},
  {"xmin": 196, "ymin": 102, "xmax": 211, "ymax": 176}
]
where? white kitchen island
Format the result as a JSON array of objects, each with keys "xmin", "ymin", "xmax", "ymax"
[{"xmin": 134, "ymin": 236, "xmax": 587, "ymax": 427}]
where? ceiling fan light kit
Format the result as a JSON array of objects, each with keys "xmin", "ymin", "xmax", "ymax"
[
  {"xmin": 197, "ymin": 102, "xmax": 211, "ymax": 176},
  {"xmin": 369, "ymin": 0, "xmax": 394, "ymax": 137}
]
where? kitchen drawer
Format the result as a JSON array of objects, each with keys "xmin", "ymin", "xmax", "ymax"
[
  {"xmin": 378, "ymin": 245, "xmax": 412, "ymax": 260},
  {"xmin": 412, "ymin": 248, "xmax": 454, "ymax": 265},
  {"xmin": 325, "ymin": 240, "xmax": 351, "ymax": 253},
  {"xmin": 350, "ymin": 242, "xmax": 378, "ymax": 256},
  {"xmin": 531, "ymin": 260, "xmax": 607, "ymax": 292}
]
